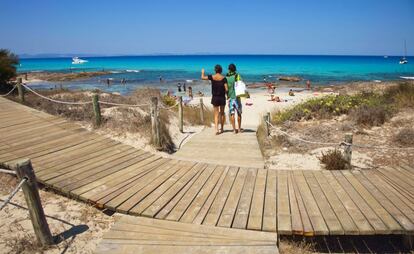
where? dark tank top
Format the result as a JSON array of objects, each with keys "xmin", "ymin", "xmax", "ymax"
[{"xmin": 208, "ymin": 75, "xmax": 227, "ymax": 97}]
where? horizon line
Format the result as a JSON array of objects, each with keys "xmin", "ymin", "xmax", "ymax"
[{"xmin": 18, "ymin": 53, "xmax": 413, "ymax": 59}]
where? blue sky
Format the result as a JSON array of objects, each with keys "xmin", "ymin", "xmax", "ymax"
[{"xmin": 1, "ymin": 0, "xmax": 413, "ymax": 56}]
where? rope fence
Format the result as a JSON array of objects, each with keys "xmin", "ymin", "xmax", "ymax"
[
  {"xmin": 22, "ymin": 84, "xmax": 92, "ymax": 105},
  {"xmin": 0, "ymin": 85, "xmax": 17, "ymax": 97},
  {"xmin": 0, "ymin": 177, "xmax": 27, "ymax": 211},
  {"xmin": 0, "ymin": 168, "xmax": 17, "ymax": 175}
]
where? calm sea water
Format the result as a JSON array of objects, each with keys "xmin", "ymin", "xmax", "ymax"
[{"xmin": 18, "ymin": 55, "xmax": 414, "ymax": 95}]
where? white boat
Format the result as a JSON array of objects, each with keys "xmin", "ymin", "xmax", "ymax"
[
  {"xmin": 399, "ymin": 40, "xmax": 408, "ymax": 65},
  {"xmin": 72, "ymin": 57, "xmax": 88, "ymax": 64}
]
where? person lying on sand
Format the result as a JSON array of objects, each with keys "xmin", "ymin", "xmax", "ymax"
[
  {"xmin": 269, "ymin": 94, "xmax": 281, "ymax": 102},
  {"xmin": 289, "ymin": 89, "xmax": 295, "ymax": 96},
  {"xmin": 201, "ymin": 65, "xmax": 228, "ymax": 135}
]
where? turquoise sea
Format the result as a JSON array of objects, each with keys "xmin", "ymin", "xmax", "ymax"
[{"xmin": 18, "ymin": 55, "xmax": 414, "ymax": 95}]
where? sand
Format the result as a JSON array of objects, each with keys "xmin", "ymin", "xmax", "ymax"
[
  {"xmin": 190, "ymin": 87, "xmax": 335, "ymax": 129},
  {"xmin": 0, "ymin": 174, "xmax": 114, "ymax": 253}
]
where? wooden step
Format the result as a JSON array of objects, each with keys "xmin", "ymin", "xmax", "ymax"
[{"xmin": 96, "ymin": 215, "xmax": 279, "ymax": 254}]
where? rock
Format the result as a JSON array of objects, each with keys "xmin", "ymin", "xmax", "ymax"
[{"xmin": 278, "ymin": 76, "xmax": 301, "ymax": 82}]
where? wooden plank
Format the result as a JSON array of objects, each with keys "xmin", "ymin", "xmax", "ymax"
[
  {"xmin": 63, "ymin": 151, "xmax": 150, "ymax": 192},
  {"xmin": 247, "ymin": 168, "xmax": 267, "ymax": 231},
  {"xmin": 35, "ymin": 140, "xmax": 120, "ymax": 176},
  {"xmin": 153, "ymin": 168, "xmax": 204, "ymax": 220},
  {"xmin": 74, "ymin": 155, "xmax": 161, "ymax": 200},
  {"xmin": 332, "ymin": 170, "xmax": 388, "ymax": 234},
  {"xmin": 292, "ymin": 171, "xmax": 328, "ymax": 235},
  {"xmin": 353, "ymin": 170, "xmax": 414, "ymax": 233},
  {"xmin": 341, "ymin": 170, "xmax": 402, "ymax": 234},
  {"xmin": 41, "ymin": 145, "xmax": 133, "ymax": 184},
  {"xmin": 303, "ymin": 171, "xmax": 344, "ymax": 235},
  {"xmin": 202, "ymin": 167, "xmax": 239, "ymax": 226},
  {"xmin": 377, "ymin": 168, "xmax": 414, "ymax": 200},
  {"xmin": 142, "ymin": 164, "xmax": 204, "ymax": 218},
  {"xmin": 129, "ymin": 162, "xmax": 201, "ymax": 215},
  {"xmin": 106, "ymin": 160, "xmax": 183, "ymax": 211},
  {"xmin": 31, "ymin": 136, "xmax": 111, "ymax": 167},
  {"xmin": 179, "ymin": 166, "xmax": 226, "ymax": 224},
  {"xmin": 322, "ymin": 171, "xmax": 374, "ymax": 234},
  {"xmin": 118, "ymin": 161, "xmax": 197, "ymax": 214},
  {"xmin": 87, "ymin": 158, "xmax": 167, "ymax": 203},
  {"xmin": 192, "ymin": 166, "xmax": 230, "ymax": 225},
  {"xmin": 114, "ymin": 215, "xmax": 277, "ymax": 242},
  {"xmin": 313, "ymin": 171, "xmax": 359, "ymax": 235},
  {"xmin": 165, "ymin": 164, "xmax": 215, "ymax": 221},
  {"xmin": 276, "ymin": 171, "xmax": 292, "ymax": 235},
  {"xmin": 55, "ymin": 149, "xmax": 145, "ymax": 190},
  {"xmin": 289, "ymin": 171, "xmax": 312, "ymax": 235},
  {"xmin": 217, "ymin": 168, "xmax": 248, "ymax": 228},
  {"xmin": 361, "ymin": 170, "xmax": 414, "ymax": 213},
  {"xmin": 262, "ymin": 170, "xmax": 277, "ymax": 232},
  {"xmin": 232, "ymin": 168, "xmax": 257, "ymax": 229},
  {"xmin": 2, "ymin": 132, "xmax": 99, "ymax": 164}
]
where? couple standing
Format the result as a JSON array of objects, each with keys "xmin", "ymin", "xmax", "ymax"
[{"xmin": 201, "ymin": 63, "xmax": 242, "ymax": 135}]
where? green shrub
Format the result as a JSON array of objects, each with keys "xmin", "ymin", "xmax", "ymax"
[{"xmin": 319, "ymin": 149, "xmax": 348, "ymax": 170}]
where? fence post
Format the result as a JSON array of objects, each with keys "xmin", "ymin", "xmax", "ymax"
[
  {"xmin": 178, "ymin": 96, "xmax": 183, "ymax": 133},
  {"xmin": 17, "ymin": 77, "xmax": 24, "ymax": 102},
  {"xmin": 151, "ymin": 97, "xmax": 161, "ymax": 148},
  {"xmin": 199, "ymin": 98, "xmax": 204, "ymax": 124},
  {"xmin": 344, "ymin": 133, "xmax": 353, "ymax": 169},
  {"xmin": 263, "ymin": 114, "xmax": 270, "ymax": 137},
  {"xmin": 12, "ymin": 159, "xmax": 54, "ymax": 246},
  {"xmin": 92, "ymin": 94, "xmax": 102, "ymax": 127}
]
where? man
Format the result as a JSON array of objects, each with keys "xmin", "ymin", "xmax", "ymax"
[{"xmin": 226, "ymin": 63, "xmax": 243, "ymax": 133}]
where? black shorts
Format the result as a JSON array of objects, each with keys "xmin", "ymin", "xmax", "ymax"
[{"xmin": 211, "ymin": 96, "xmax": 226, "ymax": 107}]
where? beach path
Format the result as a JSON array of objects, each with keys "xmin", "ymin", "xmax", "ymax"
[
  {"xmin": 173, "ymin": 127, "xmax": 265, "ymax": 169},
  {"xmin": 1, "ymin": 96, "xmax": 414, "ymax": 239}
]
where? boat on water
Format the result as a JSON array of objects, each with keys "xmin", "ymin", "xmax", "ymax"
[
  {"xmin": 72, "ymin": 57, "xmax": 88, "ymax": 64},
  {"xmin": 399, "ymin": 40, "xmax": 408, "ymax": 64}
]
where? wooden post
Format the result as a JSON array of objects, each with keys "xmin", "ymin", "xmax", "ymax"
[
  {"xmin": 263, "ymin": 114, "xmax": 270, "ymax": 137},
  {"xmin": 92, "ymin": 94, "xmax": 102, "ymax": 127},
  {"xmin": 17, "ymin": 77, "xmax": 24, "ymax": 102},
  {"xmin": 199, "ymin": 98, "xmax": 204, "ymax": 124},
  {"xmin": 151, "ymin": 97, "xmax": 161, "ymax": 148},
  {"xmin": 12, "ymin": 159, "xmax": 54, "ymax": 246},
  {"xmin": 344, "ymin": 133, "xmax": 353, "ymax": 169},
  {"xmin": 178, "ymin": 96, "xmax": 183, "ymax": 133},
  {"xmin": 267, "ymin": 112, "xmax": 271, "ymax": 123}
]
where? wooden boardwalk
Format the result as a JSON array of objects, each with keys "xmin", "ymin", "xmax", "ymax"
[
  {"xmin": 173, "ymin": 127, "xmax": 264, "ymax": 169},
  {"xmin": 1, "ymin": 96, "xmax": 414, "ymax": 237},
  {"xmin": 96, "ymin": 215, "xmax": 278, "ymax": 254}
]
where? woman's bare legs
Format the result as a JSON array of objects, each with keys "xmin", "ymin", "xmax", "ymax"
[
  {"xmin": 219, "ymin": 105, "xmax": 225, "ymax": 133},
  {"xmin": 214, "ymin": 106, "xmax": 219, "ymax": 134}
]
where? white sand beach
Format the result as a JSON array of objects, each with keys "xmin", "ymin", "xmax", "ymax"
[{"xmin": 190, "ymin": 87, "xmax": 335, "ymax": 129}]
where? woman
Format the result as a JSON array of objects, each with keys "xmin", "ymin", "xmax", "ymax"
[{"xmin": 201, "ymin": 65, "xmax": 228, "ymax": 135}]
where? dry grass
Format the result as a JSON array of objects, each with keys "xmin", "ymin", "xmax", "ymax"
[
  {"xmin": 279, "ymin": 239, "xmax": 315, "ymax": 254},
  {"xmin": 183, "ymin": 105, "xmax": 214, "ymax": 126},
  {"xmin": 394, "ymin": 128, "xmax": 414, "ymax": 147},
  {"xmin": 349, "ymin": 104, "xmax": 392, "ymax": 127},
  {"xmin": 319, "ymin": 149, "xmax": 348, "ymax": 170}
]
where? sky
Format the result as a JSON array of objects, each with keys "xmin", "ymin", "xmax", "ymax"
[{"xmin": 0, "ymin": 0, "xmax": 413, "ymax": 56}]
